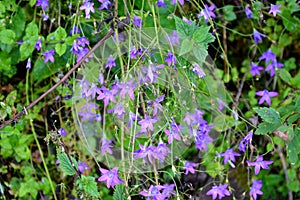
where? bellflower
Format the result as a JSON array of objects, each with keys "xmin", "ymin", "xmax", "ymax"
[
  {"xmin": 98, "ymin": 0, "xmax": 112, "ymax": 10},
  {"xmin": 133, "ymin": 15, "xmax": 142, "ymax": 28},
  {"xmin": 130, "ymin": 46, "xmax": 139, "ymax": 59},
  {"xmin": 220, "ymin": 148, "xmax": 241, "ymax": 164},
  {"xmin": 269, "ymin": 4, "xmax": 282, "ymax": 17},
  {"xmin": 118, "ymin": 79, "xmax": 136, "ymax": 100},
  {"xmin": 265, "ymin": 61, "xmax": 284, "ymax": 77},
  {"xmin": 134, "ymin": 144, "xmax": 161, "ymax": 163},
  {"xmin": 107, "ymin": 104, "xmax": 126, "ymax": 117},
  {"xmin": 35, "ymin": 37, "xmax": 42, "ymax": 51},
  {"xmin": 238, "ymin": 131, "xmax": 253, "ymax": 152},
  {"xmin": 41, "ymin": 14, "xmax": 49, "ymax": 21},
  {"xmin": 76, "ymin": 47, "xmax": 89, "ymax": 63},
  {"xmin": 250, "ymin": 180, "xmax": 263, "ymax": 200},
  {"xmin": 26, "ymin": 58, "xmax": 31, "ymax": 70},
  {"xmin": 156, "ymin": 0, "xmax": 166, "ymax": 8},
  {"xmin": 245, "ymin": 6, "xmax": 253, "ymax": 18},
  {"xmin": 250, "ymin": 62, "xmax": 264, "ymax": 76},
  {"xmin": 206, "ymin": 184, "xmax": 231, "ymax": 200},
  {"xmin": 183, "ymin": 161, "xmax": 198, "ymax": 175},
  {"xmin": 80, "ymin": 0, "xmax": 95, "ymax": 20},
  {"xmin": 166, "ymin": 30, "xmax": 180, "ymax": 46},
  {"xmin": 96, "ymin": 86, "xmax": 118, "ymax": 107},
  {"xmin": 162, "ymin": 184, "xmax": 175, "ymax": 198},
  {"xmin": 78, "ymin": 103, "xmax": 102, "ymax": 122},
  {"xmin": 36, "ymin": 0, "xmax": 49, "ymax": 11},
  {"xmin": 78, "ymin": 161, "xmax": 89, "ymax": 173},
  {"xmin": 58, "ymin": 128, "xmax": 67, "ymax": 136},
  {"xmin": 155, "ymin": 142, "xmax": 170, "ymax": 163},
  {"xmin": 140, "ymin": 185, "xmax": 167, "ymax": 200},
  {"xmin": 77, "ymin": 36, "xmax": 89, "ymax": 47},
  {"xmin": 247, "ymin": 155, "xmax": 273, "ymax": 175},
  {"xmin": 197, "ymin": 4, "xmax": 216, "ymax": 22},
  {"xmin": 195, "ymin": 131, "xmax": 213, "ymax": 151},
  {"xmin": 255, "ymin": 89, "xmax": 278, "ymax": 106},
  {"xmin": 101, "ymin": 139, "xmax": 113, "ymax": 156},
  {"xmin": 164, "ymin": 52, "xmax": 177, "ymax": 66},
  {"xmin": 43, "ymin": 49, "xmax": 55, "ymax": 63},
  {"xmin": 147, "ymin": 94, "xmax": 165, "ymax": 116},
  {"xmin": 105, "ymin": 55, "xmax": 116, "ymax": 69},
  {"xmin": 98, "ymin": 167, "xmax": 123, "ymax": 188},
  {"xmin": 138, "ymin": 115, "xmax": 158, "ymax": 132},
  {"xmin": 141, "ymin": 63, "xmax": 165, "ymax": 84},
  {"xmin": 128, "ymin": 111, "xmax": 141, "ymax": 127},
  {"xmin": 171, "ymin": 0, "xmax": 184, "ymax": 6},
  {"xmin": 253, "ymin": 30, "xmax": 266, "ymax": 44},
  {"xmin": 192, "ymin": 63, "xmax": 206, "ymax": 78},
  {"xmin": 183, "ymin": 17, "xmax": 192, "ymax": 24},
  {"xmin": 164, "ymin": 118, "xmax": 183, "ymax": 144},
  {"xmin": 258, "ymin": 49, "xmax": 276, "ymax": 65},
  {"xmin": 70, "ymin": 26, "xmax": 81, "ymax": 35}
]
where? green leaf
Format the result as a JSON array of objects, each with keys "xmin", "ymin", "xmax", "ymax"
[
  {"xmin": 192, "ymin": 26, "xmax": 215, "ymax": 44},
  {"xmin": 11, "ymin": 7, "xmax": 26, "ymax": 38},
  {"xmin": 254, "ymin": 107, "xmax": 280, "ymax": 124},
  {"xmin": 287, "ymin": 128, "xmax": 300, "ymax": 164},
  {"xmin": 284, "ymin": 57, "xmax": 296, "ymax": 71},
  {"xmin": 29, "ymin": 0, "xmax": 37, "ymax": 7},
  {"xmin": 25, "ymin": 22, "xmax": 39, "ymax": 37},
  {"xmin": 19, "ymin": 178, "xmax": 40, "ymax": 197},
  {"xmin": 113, "ymin": 184, "xmax": 127, "ymax": 200},
  {"xmin": 20, "ymin": 40, "xmax": 36, "ymax": 60},
  {"xmin": 174, "ymin": 15, "xmax": 196, "ymax": 39},
  {"xmin": 32, "ymin": 59, "xmax": 61, "ymax": 82},
  {"xmin": 255, "ymin": 121, "xmax": 281, "ymax": 135},
  {"xmin": 179, "ymin": 38, "xmax": 193, "ymax": 56},
  {"xmin": 0, "ymin": 29, "xmax": 16, "ymax": 44},
  {"xmin": 193, "ymin": 44, "xmax": 208, "ymax": 64},
  {"xmin": 6, "ymin": 90, "xmax": 17, "ymax": 106},
  {"xmin": 279, "ymin": 69, "xmax": 292, "ymax": 84},
  {"xmin": 76, "ymin": 176, "xmax": 99, "ymax": 198},
  {"xmin": 55, "ymin": 43, "xmax": 67, "ymax": 56},
  {"xmin": 54, "ymin": 26, "xmax": 67, "ymax": 40},
  {"xmin": 280, "ymin": 8, "xmax": 299, "ymax": 32},
  {"xmin": 57, "ymin": 152, "xmax": 78, "ymax": 176},
  {"xmin": 222, "ymin": 5, "xmax": 237, "ymax": 21}
]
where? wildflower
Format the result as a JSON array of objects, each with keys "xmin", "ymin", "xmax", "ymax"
[
  {"xmin": 138, "ymin": 115, "xmax": 158, "ymax": 132},
  {"xmin": 245, "ymin": 6, "xmax": 253, "ymax": 18},
  {"xmin": 105, "ymin": 55, "xmax": 116, "ymax": 69},
  {"xmin": 77, "ymin": 36, "xmax": 89, "ymax": 47},
  {"xmin": 164, "ymin": 52, "xmax": 176, "ymax": 66},
  {"xmin": 133, "ymin": 15, "xmax": 142, "ymax": 28},
  {"xmin": 192, "ymin": 63, "xmax": 206, "ymax": 78},
  {"xmin": 162, "ymin": 184, "xmax": 175, "ymax": 198},
  {"xmin": 164, "ymin": 118, "xmax": 183, "ymax": 144},
  {"xmin": 255, "ymin": 89, "xmax": 278, "ymax": 106},
  {"xmin": 35, "ymin": 37, "xmax": 42, "ymax": 51},
  {"xmin": 128, "ymin": 111, "xmax": 141, "ymax": 127},
  {"xmin": 258, "ymin": 49, "xmax": 276, "ymax": 65},
  {"xmin": 70, "ymin": 26, "xmax": 81, "ymax": 35},
  {"xmin": 43, "ymin": 49, "xmax": 55, "ymax": 63},
  {"xmin": 238, "ymin": 131, "xmax": 253, "ymax": 152},
  {"xmin": 183, "ymin": 161, "xmax": 198, "ymax": 175},
  {"xmin": 58, "ymin": 128, "xmax": 67, "ymax": 136},
  {"xmin": 250, "ymin": 62, "xmax": 264, "ymax": 76},
  {"xmin": 80, "ymin": 0, "xmax": 95, "ymax": 20},
  {"xmin": 76, "ymin": 47, "xmax": 89, "ymax": 63},
  {"xmin": 247, "ymin": 155, "xmax": 273, "ymax": 175},
  {"xmin": 197, "ymin": 4, "xmax": 216, "ymax": 22},
  {"xmin": 140, "ymin": 185, "xmax": 167, "ymax": 200},
  {"xmin": 41, "ymin": 14, "xmax": 49, "ymax": 21},
  {"xmin": 118, "ymin": 79, "xmax": 136, "ymax": 100},
  {"xmin": 36, "ymin": 0, "xmax": 49, "ymax": 11},
  {"xmin": 147, "ymin": 94, "xmax": 165, "ymax": 116},
  {"xmin": 269, "ymin": 4, "xmax": 282, "ymax": 17},
  {"xmin": 78, "ymin": 161, "xmax": 89, "ymax": 173},
  {"xmin": 217, "ymin": 99, "xmax": 226, "ymax": 111},
  {"xmin": 134, "ymin": 144, "xmax": 161, "ymax": 163},
  {"xmin": 107, "ymin": 104, "xmax": 126, "ymax": 117},
  {"xmin": 166, "ymin": 30, "xmax": 180, "ymax": 46},
  {"xmin": 130, "ymin": 46, "xmax": 139, "ymax": 59},
  {"xmin": 195, "ymin": 130, "xmax": 213, "ymax": 151},
  {"xmin": 183, "ymin": 17, "xmax": 192, "ymax": 24},
  {"xmin": 250, "ymin": 180, "xmax": 263, "ymax": 200},
  {"xmin": 156, "ymin": 0, "xmax": 166, "ymax": 8},
  {"xmin": 98, "ymin": 0, "xmax": 112, "ymax": 10},
  {"xmin": 265, "ymin": 61, "xmax": 284, "ymax": 77},
  {"xmin": 253, "ymin": 30, "xmax": 266, "ymax": 44},
  {"xmin": 101, "ymin": 139, "xmax": 113, "ymax": 156},
  {"xmin": 98, "ymin": 167, "xmax": 123, "ymax": 188},
  {"xmin": 85, "ymin": 83, "xmax": 98, "ymax": 99},
  {"xmin": 77, "ymin": 103, "xmax": 102, "ymax": 122},
  {"xmin": 26, "ymin": 58, "xmax": 31, "ymax": 70},
  {"xmin": 96, "ymin": 86, "xmax": 118, "ymax": 107},
  {"xmin": 206, "ymin": 184, "xmax": 231, "ymax": 200},
  {"xmin": 155, "ymin": 142, "xmax": 171, "ymax": 163},
  {"xmin": 171, "ymin": 0, "xmax": 184, "ymax": 6},
  {"xmin": 142, "ymin": 63, "xmax": 164, "ymax": 84},
  {"xmin": 220, "ymin": 148, "xmax": 241, "ymax": 164}
]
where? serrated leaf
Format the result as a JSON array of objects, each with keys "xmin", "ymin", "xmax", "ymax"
[
  {"xmin": 57, "ymin": 152, "xmax": 78, "ymax": 176},
  {"xmin": 179, "ymin": 38, "xmax": 193, "ymax": 56},
  {"xmin": 287, "ymin": 128, "xmax": 300, "ymax": 164},
  {"xmin": 254, "ymin": 107, "xmax": 281, "ymax": 124},
  {"xmin": 0, "ymin": 29, "xmax": 16, "ymax": 44},
  {"xmin": 192, "ymin": 26, "xmax": 215, "ymax": 44},
  {"xmin": 255, "ymin": 121, "xmax": 281, "ymax": 135},
  {"xmin": 113, "ymin": 184, "xmax": 126, "ymax": 200},
  {"xmin": 77, "ymin": 176, "xmax": 99, "ymax": 198},
  {"xmin": 55, "ymin": 43, "xmax": 66, "ymax": 56},
  {"xmin": 174, "ymin": 15, "xmax": 196, "ymax": 39},
  {"xmin": 193, "ymin": 44, "xmax": 208, "ymax": 63}
]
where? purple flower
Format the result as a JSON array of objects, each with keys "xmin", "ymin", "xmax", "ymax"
[
  {"xmin": 155, "ymin": 142, "xmax": 171, "ymax": 163},
  {"xmin": 195, "ymin": 130, "xmax": 213, "ymax": 151},
  {"xmin": 128, "ymin": 111, "xmax": 141, "ymax": 127},
  {"xmin": 107, "ymin": 104, "xmax": 126, "ymax": 117},
  {"xmin": 80, "ymin": 0, "xmax": 95, "ymax": 19},
  {"xmin": 265, "ymin": 61, "xmax": 284, "ymax": 77},
  {"xmin": 250, "ymin": 62, "xmax": 264, "ymax": 76},
  {"xmin": 259, "ymin": 49, "xmax": 276, "ymax": 65},
  {"xmin": 255, "ymin": 89, "xmax": 278, "ymax": 106},
  {"xmin": 70, "ymin": 26, "xmax": 81, "ymax": 35},
  {"xmin": 118, "ymin": 79, "xmax": 136, "ymax": 100},
  {"xmin": 167, "ymin": 30, "xmax": 180, "ymax": 46},
  {"xmin": 247, "ymin": 155, "xmax": 273, "ymax": 175},
  {"xmin": 148, "ymin": 94, "xmax": 165, "ymax": 116},
  {"xmin": 192, "ymin": 63, "xmax": 206, "ymax": 78},
  {"xmin": 98, "ymin": 167, "xmax": 123, "ymax": 188},
  {"xmin": 253, "ymin": 30, "xmax": 266, "ymax": 44},
  {"xmin": 77, "ymin": 36, "xmax": 89, "ymax": 47},
  {"xmin": 250, "ymin": 180, "xmax": 263, "ymax": 200},
  {"xmin": 183, "ymin": 17, "xmax": 192, "ymax": 24},
  {"xmin": 26, "ymin": 58, "xmax": 31, "ymax": 70},
  {"xmin": 138, "ymin": 115, "xmax": 158, "ymax": 132},
  {"xmin": 164, "ymin": 52, "xmax": 176, "ymax": 66},
  {"xmin": 220, "ymin": 148, "xmax": 241, "ymax": 164},
  {"xmin": 76, "ymin": 47, "xmax": 89, "ymax": 63},
  {"xmin": 78, "ymin": 161, "xmax": 89, "ymax": 173},
  {"xmin": 171, "ymin": 0, "xmax": 184, "ymax": 6},
  {"xmin": 133, "ymin": 15, "xmax": 142, "ymax": 28},
  {"xmin": 105, "ymin": 55, "xmax": 116, "ymax": 69},
  {"xmin": 36, "ymin": 0, "xmax": 49, "ymax": 11},
  {"xmin": 58, "ymin": 128, "xmax": 67, "ymax": 136},
  {"xmin": 35, "ymin": 38, "xmax": 42, "ymax": 51},
  {"xmin": 197, "ymin": 4, "xmax": 216, "ymax": 22},
  {"xmin": 238, "ymin": 131, "xmax": 253, "ymax": 152},
  {"xmin": 134, "ymin": 144, "xmax": 161, "ymax": 163},
  {"xmin": 130, "ymin": 46, "xmax": 139, "ymax": 59},
  {"xmin": 217, "ymin": 99, "xmax": 226, "ymax": 111},
  {"xmin": 140, "ymin": 185, "xmax": 167, "ymax": 200},
  {"xmin": 43, "ymin": 49, "xmax": 55, "ymax": 63},
  {"xmin": 85, "ymin": 83, "xmax": 98, "ymax": 99},
  {"xmin": 41, "ymin": 14, "xmax": 49, "ymax": 21},
  {"xmin": 156, "ymin": 0, "xmax": 166, "ymax": 8},
  {"xmin": 269, "ymin": 4, "xmax": 282, "ymax": 17},
  {"xmin": 101, "ymin": 139, "xmax": 113, "ymax": 156},
  {"xmin": 96, "ymin": 86, "xmax": 118, "ymax": 107},
  {"xmin": 17, "ymin": 40, "xmax": 23, "ymax": 45},
  {"xmin": 245, "ymin": 6, "xmax": 253, "ymax": 18},
  {"xmin": 206, "ymin": 184, "xmax": 231, "ymax": 200},
  {"xmin": 162, "ymin": 184, "xmax": 175, "ymax": 198},
  {"xmin": 183, "ymin": 161, "xmax": 198, "ymax": 175},
  {"xmin": 164, "ymin": 118, "xmax": 183, "ymax": 144},
  {"xmin": 141, "ymin": 63, "xmax": 164, "ymax": 84},
  {"xmin": 98, "ymin": 0, "xmax": 112, "ymax": 10},
  {"xmin": 78, "ymin": 103, "xmax": 102, "ymax": 122}
]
